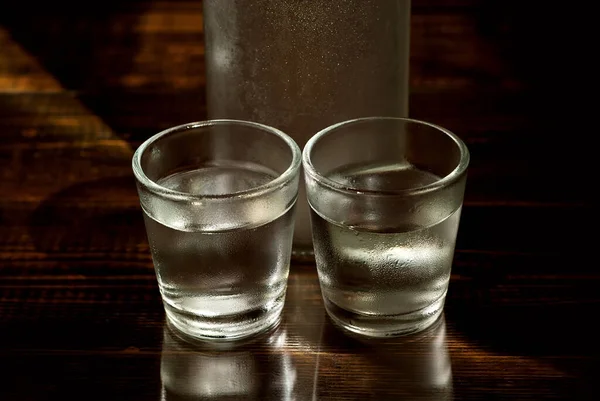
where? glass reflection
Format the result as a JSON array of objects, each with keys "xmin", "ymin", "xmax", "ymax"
[
  {"xmin": 160, "ymin": 323, "xmax": 296, "ymax": 401},
  {"xmin": 314, "ymin": 315, "xmax": 453, "ymax": 400}
]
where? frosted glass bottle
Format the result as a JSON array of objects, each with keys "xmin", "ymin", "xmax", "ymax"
[{"xmin": 203, "ymin": 0, "xmax": 410, "ymax": 259}]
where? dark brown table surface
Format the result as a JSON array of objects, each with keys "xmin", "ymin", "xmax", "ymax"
[{"xmin": 0, "ymin": 1, "xmax": 596, "ymax": 400}]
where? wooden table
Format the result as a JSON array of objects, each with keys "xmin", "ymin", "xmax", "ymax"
[{"xmin": 0, "ymin": 1, "xmax": 595, "ymax": 400}]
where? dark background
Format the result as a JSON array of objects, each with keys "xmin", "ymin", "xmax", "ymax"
[{"xmin": 0, "ymin": 1, "xmax": 596, "ymax": 400}]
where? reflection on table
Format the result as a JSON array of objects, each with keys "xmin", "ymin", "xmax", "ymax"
[
  {"xmin": 161, "ymin": 324, "xmax": 296, "ymax": 401},
  {"xmin": 161, "ymin": 310, "xmax": 452, "ymax": 400}
]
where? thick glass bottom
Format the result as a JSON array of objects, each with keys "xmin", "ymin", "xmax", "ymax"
[
  {"xmin": 323, "ymin": 295, "xmax": 446, "ymax": 337},
  {"xmin": 164, "ymin": 298, "xmax": 284, "ymax": 342}
]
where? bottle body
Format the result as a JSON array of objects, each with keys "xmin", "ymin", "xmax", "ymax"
[{"xmin": 203, "ymin": 0, "xmax": 411, "ymax": 257}]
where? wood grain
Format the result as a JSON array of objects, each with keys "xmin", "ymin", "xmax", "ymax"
[{"xmin": 0, "ymin": 1, "xmax": 595, "ymax": 400}]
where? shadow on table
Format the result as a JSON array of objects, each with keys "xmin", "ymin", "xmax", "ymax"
[
  {"xmin": 29, "ymin": 176, "xmax": 146, "ymax": 254},
  {"xmin": 1, "ymin": 176, "xmax": 161, "ymax": 349},
  {"xmin": 445, "ymin": 297, "xmax": 598, "ymax": 400},
  {"xmin": 0, "ymin": 176, "xmax": 163, "ymax": 400},
  {"xmin": 0, "ymin": 1, "xmax": 143, "ymax": 90},
  {"xmin": 0, "ymin": 0, "xmax": 146, "ymax": 146},
  {"xmin": 0, "ymin": 0, "xmax": 205, "ymax": 146}
]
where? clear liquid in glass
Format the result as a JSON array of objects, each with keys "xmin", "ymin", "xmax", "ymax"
[{"xmin": 143, "ymin": 162, "xmax": 295, "ymax": 340}]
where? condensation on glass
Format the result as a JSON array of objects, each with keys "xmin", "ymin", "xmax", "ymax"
[
  {"xmin": 303, "ymin": 117, "xmax": 469, "ymax": 337},
  {"xmin": 203, "ymin": 0, "xmax": 411, "ymax": 259}
]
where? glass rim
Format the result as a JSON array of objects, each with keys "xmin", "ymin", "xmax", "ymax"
[
  {"xmin": 303, "ymin": 117, "xmax": 470, "ymax": 197},
  {"xmin": 132, "ymin": 119, "xmax": 302, "ymax": 201}
]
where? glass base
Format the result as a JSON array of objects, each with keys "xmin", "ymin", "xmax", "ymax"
[
  {"xmin": 323, "ymin": 295, "xmax": 446, "ymax": 337},
  {"xmin": 164, "ymin": 299, "xmax": 284, "ymax": 343}
]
